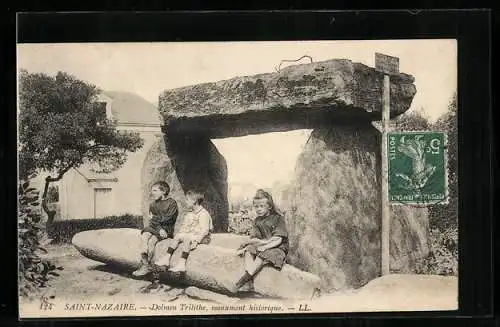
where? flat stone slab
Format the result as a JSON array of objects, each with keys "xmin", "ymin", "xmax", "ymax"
[
  {"xmin": 159, "ymin": 59, "xmax": 416, "ymax": 137},
  {"xmin": 185, "ymin": 286, "xmax": 240, "ymax": 304},
  {"xmin": 72, "ymin": 228, "xmax": 321, "ymax": 300}
]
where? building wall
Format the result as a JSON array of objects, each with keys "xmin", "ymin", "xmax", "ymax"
[
  {"xmin": 56, "ymin": 125, "xmax": 162, "ymax": 220},
  {"xmin": 59, "ymin": 169, "xmax": 92, "ymax": 219},
  {"xmin": 110, "ymin": 127, "xmax": 162, "ymax": 217}
]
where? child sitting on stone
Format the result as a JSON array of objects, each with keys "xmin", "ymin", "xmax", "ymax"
[
  {"xmin": 155, "ymin": 190, "xmax": 213, "ymax": 272},
  {"xmin": 234, "ymin": 189, "xmax": 289, "ymax": 291},
  {"xmin": 132, "ymin": 181, "xmax": 178, "ymax": 277}
]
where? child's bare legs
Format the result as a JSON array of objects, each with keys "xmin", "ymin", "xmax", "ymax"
[
  {"xmin": 133, "ymin": 232, "xmax": 155, "ymax": 276},
  {"xmin": 243, "ymin": 251, "xmax": 255, "ymax": 272},
  {"xmin": 235, "ymin": 251, "xmax": 266, "ymax": 289},
  {"xmin": 169, "ymin": 236, "xmax": 192, "ymax": 272},
  {"xmin": 244, "ymin": 251, "xmax": 265, "ymax": 275},
  {"xmin": 154, "ymin": 237, "xmax": 181, "ymax": 267}
]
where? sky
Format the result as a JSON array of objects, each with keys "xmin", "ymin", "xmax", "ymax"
[{"xmin": 17, "ymin": 40, "xmax": 457, "ymax": 189}]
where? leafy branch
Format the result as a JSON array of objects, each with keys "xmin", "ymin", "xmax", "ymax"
[{"xmin": 19, "ymin": 179, "xmax": 63, "ymax": 299}]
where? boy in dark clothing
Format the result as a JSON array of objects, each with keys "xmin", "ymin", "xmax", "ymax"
[{"xmin": 132, "ymin": 181, "xmax": 178, "ymax": 277}]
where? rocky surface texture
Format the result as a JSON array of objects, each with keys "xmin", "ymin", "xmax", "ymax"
[
  {"xmin": 159, "ymin": 59, "xmax": 416, "ymax": 138},
  {"xmin": 72, "ymin": 229, "xmax": 321, "ymax": 300},
  {"xmin": 284, "ymin": 126, "xmax": 429, "ymax": 291},
  {"xmin": 141, "ymin": 135, "xmax": 229, "ymax": 232}
]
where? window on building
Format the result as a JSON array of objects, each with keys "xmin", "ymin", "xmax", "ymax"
[{"xmin": 93, "ymin": 188, "xmax": 113, "ymax": 218}]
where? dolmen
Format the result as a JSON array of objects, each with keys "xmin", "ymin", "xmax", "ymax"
[{"xmin": 72, "ymin": 228, "xmax": 321, "ymax": 300}]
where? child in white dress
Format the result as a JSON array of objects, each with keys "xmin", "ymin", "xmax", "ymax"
[{"xmin": 155, "ymin": 190, "xmax": 213, "ymax": 272}]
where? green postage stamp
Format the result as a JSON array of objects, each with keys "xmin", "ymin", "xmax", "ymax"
[{"xmin": 388, "ymin": 131, "xmax": 448, "ymax": 204}]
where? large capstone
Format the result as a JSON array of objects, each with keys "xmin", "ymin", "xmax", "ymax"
[{"xmin": 159, "ymin": 59, "xmax": 416, "ymax": 138}]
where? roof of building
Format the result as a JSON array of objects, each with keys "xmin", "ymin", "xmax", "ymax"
[
  {"xmin": 72, "ymin": 91, "xmax": 161, "ymax": 181},
  {"xmin": 101, "ymin": 91, "xmax": 162, "ymax": 125}
]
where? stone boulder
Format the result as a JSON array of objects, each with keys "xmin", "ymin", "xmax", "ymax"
[
  {"xmin": 159, "ymin": 59, "xmax": 416, "ymax": 138},
  {"xmin": 283, "ymin": 126, "xmax": 429, "ymax": 292},
  {"xmin": 72, "ymin": 229, "xmax": 321, "ymax": 300},
  {"xmin": 185, "ymin": 286, "xmax": 240, "ymax": 304},
  {"xmin": 141, "ymin": 135, "xmax": 229, "ymax": 232},
  {"xmin": 207, "ymin": 232, "xmax": 250, "ymax": 249}
]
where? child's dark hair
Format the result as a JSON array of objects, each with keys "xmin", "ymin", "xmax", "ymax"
[
  {"xmin": 253, "ymin": 189, "xmax": 281, "ymax": 215},
  {"xmin": 152, "ymin": 181, "xmax": 170, "ymax": 195},
  {"xmin": 186, "ymin": 190, "xmax": 204, "ymax": 205}
]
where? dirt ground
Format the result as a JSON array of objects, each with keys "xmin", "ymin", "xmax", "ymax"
[{"xmin": 19, "ymin": 244, "xmax": 458, "ymax": 317}]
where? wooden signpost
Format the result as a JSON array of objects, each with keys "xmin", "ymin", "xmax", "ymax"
[{"xmin": 374, "ymin": 53, "xmax": 399, "ymax": 276}]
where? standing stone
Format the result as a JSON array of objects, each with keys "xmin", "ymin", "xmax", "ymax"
[
  {"xmin": 141, "ymin": 135, "xmax": 185, "ymax": 228},
  {"xmin": 284, "ymin": 125, "xmax": 429, "ymax": 292},
  {"xmin": 141, "ymin": 134, "xmax": 229, "ymax": 233},
  {"xmin": 390, "ymin": 205, "xmax": 430, "ymax": 273}
]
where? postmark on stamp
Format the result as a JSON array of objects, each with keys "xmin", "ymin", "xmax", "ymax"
[{"xmin": 388, "ymin": 131, "xmax": 448, "ymax": 205}]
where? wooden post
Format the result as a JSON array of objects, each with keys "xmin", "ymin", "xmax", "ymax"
[
  {"xmin": 381, "ymin": 74, "xmax": 391, "ymax": 276},
  {"xmin": 374, "ymin": 52, "xmax": 398, "ymax": 276}
]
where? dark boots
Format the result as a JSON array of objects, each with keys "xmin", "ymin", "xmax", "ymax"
[
  {"xmin": 132, "ymin": 253, "xmax": 152, "ymax": 276},
  {"xmin": 235, "ymin": 271, "xmax": 253, "ymax": 290}
]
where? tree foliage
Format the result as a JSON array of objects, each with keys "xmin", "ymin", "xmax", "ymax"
[
  {"xmin": 392, "ymin": 97, "xmax": 458, "ymax": 231},
  {"xmin": 394, "ymin": 94, "xmax": 458, "ymax": 276},
  {"xmin": 375, "ymin": 96, "xmax": 458, "ymax": 276},
  {"xmin": 392, "ymin": 109, "xmax": 431, "ymax": 131},
  {"xmin": 18, "ymin": 70, "xmax": 145, "ymax": 297},
  {"xmin": 18, "ymin": 180, "xmax": 63, "ymax": 299},
  {"xmin": 415, "ymin": 226, "xmax": 458, "ymax": 276},
  {"xmin": 18, "ymin": 70, "xmax": 144, "ymax": 222},
  {"xmin": 428, "ymin": 92, "xmax": 458, "ymax": 230}
]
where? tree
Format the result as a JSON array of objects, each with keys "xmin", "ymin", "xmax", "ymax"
[
  {"xmin": 18, "ymin": 180, "xmax": 63, "ymax": 298},
  {"xmin": 412, "ymin": 92, "xmax": 458, "ymax": 276},
  {"xmin": 392, "ymin": 109, "xmax": 431, "ymax": 131},
  {"xmin": 390, "ymin": 99, "xmax": 457, "ymax": 230},
  {"xmin": 19, "ymin": 70, "xmax": 144, "ymax": 224},
  {"xmin": 429, "ymin": 92, "xmax": 458, "ymax": 230}
]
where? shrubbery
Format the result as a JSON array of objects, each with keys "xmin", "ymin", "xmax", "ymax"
[
  {"xmin": 47, "ymin": 214, "xmax": 143, "ymax": 243},
  {"xmin": 415, "ymin": 226, "xmax": 458, "ymax": 276},
  {"xmin": 392, "ymin": 96, "xmax": 458, "ymax": 276},
  {"xmin": 419, "ymin": 94, "xmax": 458, "ymax": 276},
  {"xmin": 228, "ymin": 209, "xmax": 254, "ymax": 235},
  {"xmin": 228, "ymin": 199, "xmax": 256, "ymax": 235},
  {"xmin": 18, "ymin": 180, "xmax": 62, "ymax": 299}
]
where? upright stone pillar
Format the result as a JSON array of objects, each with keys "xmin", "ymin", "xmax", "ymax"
[
  {"xmin": 285, "ymin": 125, "xmax": 429, "ymax": 291},
  {"xmin": 141, "ymin": 134, "xmax": 228, "ymax": 233}
]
